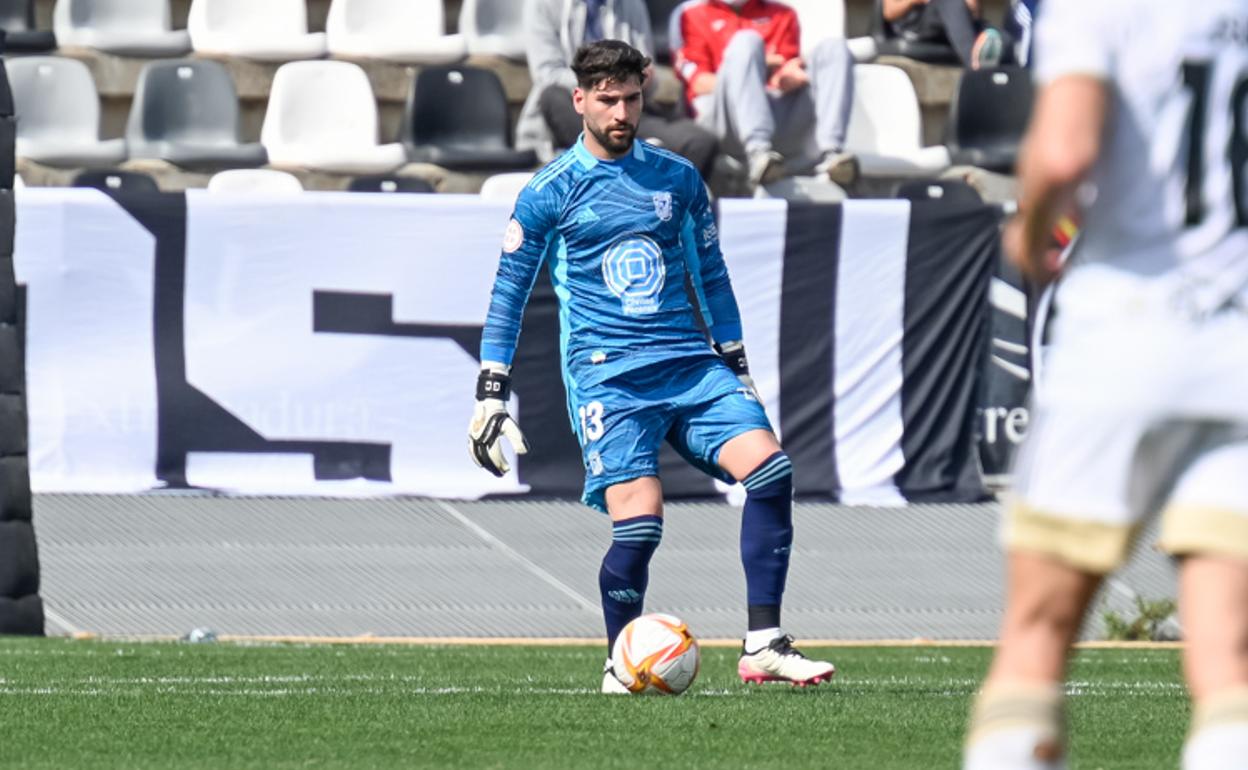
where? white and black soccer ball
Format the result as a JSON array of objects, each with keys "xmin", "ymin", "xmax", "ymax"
[{"xmin": 611, "ymin": 613, "xmax": 700, "ymax": 695}]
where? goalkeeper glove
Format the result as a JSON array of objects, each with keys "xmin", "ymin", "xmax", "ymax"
[
  {"xmin": 468, "ymin": 362, "xmax": 530, "ymax": 477},
  {"xmin": 716, "ymin": 340, "xmax": 760, "ymax": 400}
]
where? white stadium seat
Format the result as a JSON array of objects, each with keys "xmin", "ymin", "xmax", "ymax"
[
  {"xmin": 261, "ymin": 61, "xmax": 407, "ymax": 175},
  {"xmin": 326, "ymin": 0, "xmax": 467, "ymax": 65},
  {"xmin": 478, "ymin": 171, "xmax": 535, "ymax": 204},
  {"xmin": 207, "ymin": 169, "xmax": 304, "ymax": 194},
  {"xmin": 783, "ymin": 0, "xmax": 845, "ymax": 57},
  {"xmin": 188, "ymin": 0, "xmax": 327, "ymax": 61},
  {"xmin": 8, "ymin": 56, "xmax": 127, "ymax": 168},
  {"xmin": 845, "ymin": 64, "xmax": 951, "ymax": 178},
  {"xmin": 13, "ymin": 174, "xmax": 25, "ymax": 190},
  {"xmin": 459, "ymin": 0, "xmax": 526, "ymax": 60},
  {"xmin": 53, "ymin": 0, "xmax": 190, "ymax": 56}
]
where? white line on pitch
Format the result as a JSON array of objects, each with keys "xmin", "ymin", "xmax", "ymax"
[{"xmin": 435, "ymin": 500, "xmax": 600, "ymax": 617}]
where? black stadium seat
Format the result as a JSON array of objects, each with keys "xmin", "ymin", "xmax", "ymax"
[
  {"xmin": 893, "ymin": 178, "xmax": 982, "ymax": 205},
  {"xmin": 404, "ymin": 64, "xmax": 537, "ymax": 172},
  {"xmin": 946, "ymin": 66, "xmax": 1033, "ymax": 173},
  {"xmin": 126, "ymin": 59, "xmax": 267, "ymax": 170},
  {"xmin": 647, "ymin": 0, "xmax": 685, "ymax": 63},
  {"xmin": 0, "ymin": 0, "xmax": 55, "ymax": 52},
  {"xmin": 347, "ymin": 175, "xmax": 436, "ymax": 194},
  {"xmin": 73, "ymin": 170, "xmax": 160, "ymax": 194},
  {"xmin": 871, "ymin": 0, "xmax": 959, "ymax": 65}
]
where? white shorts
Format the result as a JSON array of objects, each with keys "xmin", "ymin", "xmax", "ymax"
[{"xmin": 1007, "ymin": 269, "xmax": 1248, "ymax": 572}]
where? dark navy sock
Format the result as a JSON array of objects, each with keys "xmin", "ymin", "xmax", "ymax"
[
  {"xmin": 599, "ymin": 515, "xmax": 663, "ymax": 654},
  {"xmin": 739, "ymin": 452, "xmax": 793, "ymax": 629}
]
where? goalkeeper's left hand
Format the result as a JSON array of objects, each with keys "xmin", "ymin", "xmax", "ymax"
[
  {"xmin": 468, "ymin": 362, "xmax": 530, "ymax": 477},
  {"xmin": 717, "ymin": 340, "xmax": 760, "ymax": 401}
]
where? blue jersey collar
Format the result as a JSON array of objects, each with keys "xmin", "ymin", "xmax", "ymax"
[{"xmin": 573, "ymin": 134, "xmax": 647, "ymax": 169}]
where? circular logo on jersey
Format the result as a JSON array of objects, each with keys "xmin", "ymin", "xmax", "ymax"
[
  {"xmin": 602, "ymin": 235, "xmax": 665, "ymax": 315},
  {"xmin": 502, "ymin": 219, "xmax": 524, "ymax": 253}
]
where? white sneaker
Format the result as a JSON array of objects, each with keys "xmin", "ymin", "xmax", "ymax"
[
  {"xmin": 815, "ymin": 150, "xmax": 858, "ymax": 186},
  {"xmin": 601, "ymin": 658, "xmax": 630, "ymax": 694},
  {"xmin": 747, "ymin": 149, "xmax": 786, "ymax": 187},
  {"xmin": 738, "ymin": 634, "xmax": 835, "ymax": 687}
]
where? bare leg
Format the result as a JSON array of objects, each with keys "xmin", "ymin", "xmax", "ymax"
[
  {"xmin": 604, "ymin": 476, "xmax": 664, "ymax": 522},
  {"xmin": 717, "ymin": 428, "xmax": 781, "ymax": 481},
  {"xmin": 1180, "ymin": 555, "xmax": 1248, "ymax": 703}
]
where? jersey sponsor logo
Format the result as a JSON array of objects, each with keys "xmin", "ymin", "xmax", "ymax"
[
  {"xmin": 652, "ymin": 192, "xmax": 673, "ymax": 222},
  {"xmin": 601, "ymin": 235, "xmax": 667, "ymax": 315},
  {"xmin": 502, "ymin": 219, "xmax": 524, "ymax": 253}
]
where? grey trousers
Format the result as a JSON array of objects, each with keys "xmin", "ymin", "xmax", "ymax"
[{"xmin": 695, "ymin": 30, "xmax": 854, "ymax": 167}]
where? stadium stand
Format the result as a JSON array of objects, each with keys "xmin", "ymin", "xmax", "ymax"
[
  {"xmin": 459, "ymin": 0, "xmax": 525, "ymax": 61},
  {"xmin": 187, "ymin": 0, "xmax": 327, "ymax": 61},
  {"xmin": 347, "ymin": 174, "xmax": 435, "ymax": 193},
  {"xmin": 646, "ymin": 0, "xmax": 683, "ymax": 62},
  {"xmin": 869, "ymin": 0, "xmax": 959, "ymax": 65},
  {"xmin": 945, "ymin": 65, "xmax": 1032, "ymax": 173},
  {"xmin": 73, "ymin": 168, "xmax": 159, "ymax": 192},
  {"xmin": 52, "ymin": 0, "xmax": 191, "ymax": 56},
  {"xmin": 261, "ymin": 60, "xmax": 406, "ymax": 174},
  {"xmin": 207, "ymin": 168, "xmax": 302, "ymax": 193},
  {"xmin": 844, "ymin": 63, "xmax": 951, "ymax": 179},
  {"xmin": 126, "ymin": 59, "xmax": 267, "ymax": 169},
  {"xmin": 893, "ymin": 177, "xmax": 982, "ymax": 204},
  {"xmin": 405, "ymin": 64, "xmax": 537, "ymax": 172},
  {"xmin": 326, "ymin": 0, "xmax": 466, "ymax": 64},
  {"xmin": 12, "ymin": 173, "xmax": 21, "ymax": 189},
  {"xmin": 754, "ymin": 175, "xmax": 847, "ymax": 202},
  {"xmin": 0, "ymin": 0, "xmax": 55, "ymax": 52},
  {"xmin": 9, "ymin": 56, "xmax": 127, "ymax": 168},
  {"xmin": 478, "ymin": 170, "xmax": 534, "ymax": 204}
]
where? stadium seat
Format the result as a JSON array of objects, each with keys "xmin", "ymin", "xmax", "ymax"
[
  {"xmin": 869, "ymin": 0, "xmax": 959, "ymax": 65},
  {"xmin": 754, "ymin": 175, "xmax": 847, "ymax": 202},
  {"xmin": 52, "ymin": 0, "xmax": 191, "ymax": 56},
  {"xmin": 126, "ymin": 60, "xmax": 267, "ymax": 170},
  {"xmin": 13, "ymin": 173, "xmax": 24, "ymax": 189},
  {"xmin": 459, "ymin": 0, "xmax": 525, "ymax": 60},
  {"xmin": 73, "ymin": 169, "xmax": 159, "ymax": 193},
  {"xmin": 261, "ymin": 61, "xmax": 407, "ymax": 174},
  {"xmin": 207, "ymin": 169, "xmax": 303, "ymax": 193},
  {"xmin": 347, "ymin": 174, "xmax": 436, "ymax": 193},
  {"xmin": 783, "ymin": 0, "xmax": 844, "ymax": 57},
  {"xmin": 405, "ymin": 65, "xmax": 538, "ymax": 172},
  {"xmin": 647, "ymin": 0, "xmax": 685, "ymax": 63},
  {"xmin": 479, "ymin": 171, "xmax": 534, "ymax": 204},
  {"xmin": 8, "ymin": 57, "xmax": 127, "ymax": 168},
  {"xmin": 893, "ymin": 178, "xmax": 982, "ymax": 204},
  {"xmin": 945, "ymin": 66, "xmax": 1033, "ymax": 173},
  {"xmin": 844, "ymin": 64, "xmax": 951, "ymax": 178},
  {"xmin": 188, "ymin": 0, "xmax": 327, "ymax": 61},
  {"xmin": 326, "ymin": 0, "xmax": 466, "ymax": 64},
  {"xmin": 0, "ymin": 0, "xmax": 56, "ymax": 52}
]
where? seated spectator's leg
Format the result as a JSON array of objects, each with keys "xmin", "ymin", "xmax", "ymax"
[
  {"xmin": 637, "ymin": 113, "xmax": 720, "ymax": 181},
  {"xmin": 806, "ymin": 38, "xmax": 854, "ymax": 157},
  {"xmin": 928, "ymin": 0, "xmax": 981, "ymax": 65},
  {"xmin": 713, "ymin": 31, "xmax": 776, "ymax": 157},
  {"xmin": 538, "ymin": 85, "xmax": 584, "ymax": 150}
]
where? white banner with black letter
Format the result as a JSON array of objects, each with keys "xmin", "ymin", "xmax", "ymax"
[{"xmin": 15, "ymin": 189, "xmax": 1004, "ymax": 503}]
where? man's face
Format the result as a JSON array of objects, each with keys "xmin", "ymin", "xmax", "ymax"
[{"xmin": 574, "ymin": 76, "xmax": 643, "ymax": 156}]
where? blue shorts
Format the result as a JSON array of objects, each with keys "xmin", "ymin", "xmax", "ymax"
[{"xmin": 569, "ymin": 355, "xmax": 774, "ymax": 514}]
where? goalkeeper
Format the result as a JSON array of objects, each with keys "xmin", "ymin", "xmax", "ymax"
[{"xmin": 468, "ymin": 39, "xmax": 834, "ymax": 693}]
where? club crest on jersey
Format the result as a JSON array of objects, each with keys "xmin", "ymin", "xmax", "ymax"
[
  {"xmin": 652, "ymin": 192, "xmax": 672, "ymax": 222},
  {"xmin": 602, "ymin": 235, "xmax": 666, "ymax": 315}
]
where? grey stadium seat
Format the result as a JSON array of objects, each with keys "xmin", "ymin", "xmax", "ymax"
[
  {"xmin": 126, "ymin": 59, "xmax": 266, "ymax": 169},
  {"xmin": 9, "ymin": 56, "xmax": 127, "ymax": 168},
  {"xmin": 53, "ymin": 0, "xmax": 191, "ymax": 56},
  {"xmin": 0, "ymin": 0, "xmax": 56, "ymax": 52}
]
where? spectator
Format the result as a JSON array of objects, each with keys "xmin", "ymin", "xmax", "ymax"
[
  {"xmin": 517, "ymin": 0, "xmax": 720, "ymax": 181},
  {"xmin": 1003, "ymin": 0, "xmax": 1039, "ymax": 67},
  {"xmin": 883, "ymin": 0, "xmax": 1004, "ymax": 69},
  {"xmin": 673, "ymin": 0, "xmax": 856, "ymax": 188}
]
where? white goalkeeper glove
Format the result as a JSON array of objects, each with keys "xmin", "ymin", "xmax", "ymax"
[
  {"xmin": 717, "ymin": 340, "xmax": 760, "ymax": 401},
  {"xmin": 468, "ymin": 362, "xmax": 530, "ymax": 477}
]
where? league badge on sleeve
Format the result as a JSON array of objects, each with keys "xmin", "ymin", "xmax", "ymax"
[
  {"xmin": 652, "ymin": 192, "xmax": 672, "ymax": 223},
  {"xmin": 502, "ymin": 219, "xmax": 524, "ymax": 253}
]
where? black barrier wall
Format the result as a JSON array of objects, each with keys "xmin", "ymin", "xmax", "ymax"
[{"xmin": 0, "ymin": 37, "xmax": 43, "ymax": 635}]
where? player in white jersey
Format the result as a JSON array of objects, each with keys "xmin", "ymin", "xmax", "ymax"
[{"xmin": 964, "ymin": 1, "xmax": 1248, "ymax": 768}]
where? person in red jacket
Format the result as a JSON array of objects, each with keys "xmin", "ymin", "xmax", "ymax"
[{"xmin": 673, "ymin": 0, "xmax": 855, "ymax": 188}]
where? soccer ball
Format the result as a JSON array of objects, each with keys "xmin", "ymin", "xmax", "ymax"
[{"xmin": 611, "ymin": 613, "xmax": 700, "ymax": 695}]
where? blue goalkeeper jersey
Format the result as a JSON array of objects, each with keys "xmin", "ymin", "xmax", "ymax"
[{"xmin": 480, "ymin": 136, "xmax": 743, "ymax": 390}]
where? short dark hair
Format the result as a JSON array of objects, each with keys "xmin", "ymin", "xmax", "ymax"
[{"xmin": 571, "ymin": 40, "xmax": 650, "ymax": 91}]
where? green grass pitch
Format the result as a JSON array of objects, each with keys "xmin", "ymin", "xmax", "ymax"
[{"xmin": 0, "ymin": 638, "xmax": 1186, "ymax": 769}]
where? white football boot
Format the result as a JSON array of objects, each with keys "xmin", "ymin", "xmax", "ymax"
[
  {"xmin": 738, "ymin": 634, "xmax": 836, "ymax": 687},
  {"xmin": 601, "ymin": 658, "xmax": 630, "ymax": 694}
]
